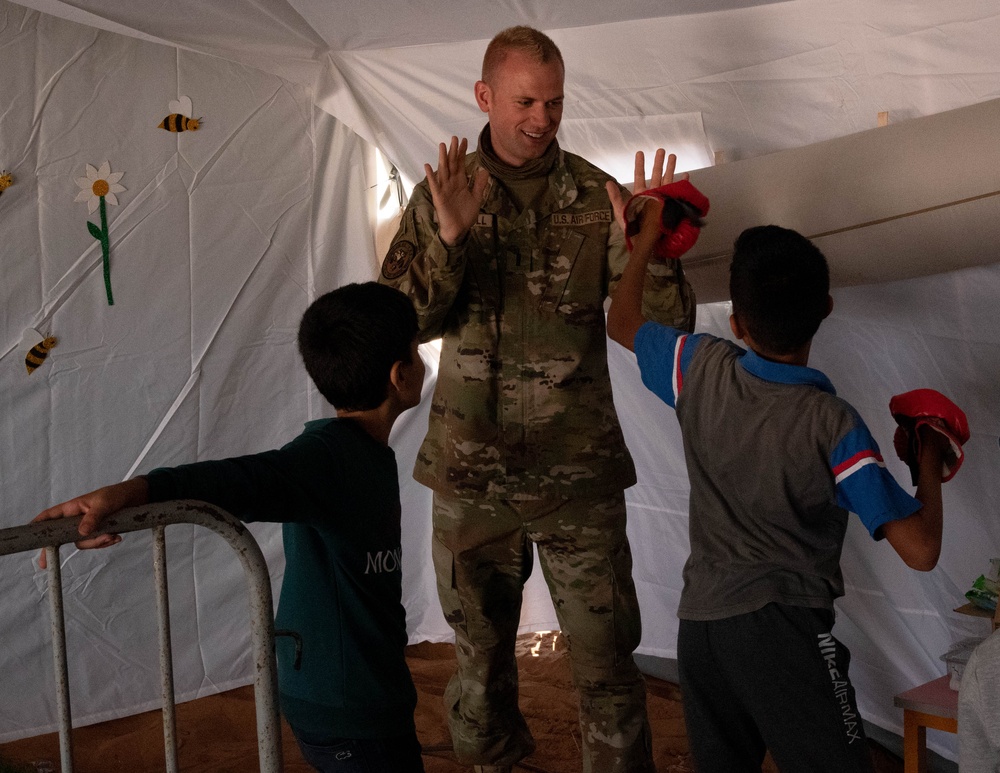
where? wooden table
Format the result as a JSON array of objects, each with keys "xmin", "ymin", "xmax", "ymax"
[{"xmin": 893, "ymin": 675, "xmax": 958, "ymax": 773}]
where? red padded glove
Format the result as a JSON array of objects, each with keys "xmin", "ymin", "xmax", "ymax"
[
  {"xmin": 889, "ymin": 389, "xmax": 969, "ymax": 483},
  {"xmin": 624, "ymin": 179, "xmax": 709, "ymax": 261}
]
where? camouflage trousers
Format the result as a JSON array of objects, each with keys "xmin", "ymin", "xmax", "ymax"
[{"xmin": 431, "ymin": 491, "xmax": 655, "ymax": 773}]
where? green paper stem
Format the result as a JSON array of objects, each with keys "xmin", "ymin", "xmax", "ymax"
[
  {"xmin": 87, "ymin": 197, "xmax": 114, "ymax": 305},
  {"xmin": 100, "ymin": 196, "xmax": 113, "ymax": 305}
]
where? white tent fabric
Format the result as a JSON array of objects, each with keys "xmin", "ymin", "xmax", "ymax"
[
  {"xmin": 3, "ymin": 0, "xmax": 1000, "ymax": 762},
  {"xmin": 0, "ymin": 2, "xmax": 381, "ymax": 739}
]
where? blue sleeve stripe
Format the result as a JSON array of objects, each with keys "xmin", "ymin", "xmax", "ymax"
[
  {"xmin": 831, "ymin": 426, "xmax": 921, "ymax": 537},
  {"xmin": 672, "ymin": 334, "xmax": 688, "ymax": 398},
  {"xmin": 830, "ymin": 425, "xmax": 879, "ymax": 469},
  {"xmin": 635, "ymin": 322, "xmax": 682, "ymax": 408},
  {"xmin": 833, "ymin": 450, "xmax": 886, "ymax": 483},
  {"xmin": 635, "ymin": 325, "xmax": 712, "ymax": 409}
]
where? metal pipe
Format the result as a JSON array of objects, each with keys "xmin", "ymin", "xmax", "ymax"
[
  {"xmin": 1, "ymin": 501, "xmax": 282, "ymax": 772},
  {"xmin": 45, "ymin": 546, "xmax": 74, "ymax": 773},
  {"xmin": 153, "ymin": 525, "xmax": 179, "ymax": 773}
]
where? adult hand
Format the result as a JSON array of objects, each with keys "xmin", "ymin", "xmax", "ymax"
[
  {"xmin": 31, "ymin": 478, "xmax": 148, "ymax": 568},
  {"xmin": 606, "ymin": 149, "xmax": 687, "ymax": 232},
  {"xmin": 424, "ymin": 136, "xmax": 490, "ymax": 247}
]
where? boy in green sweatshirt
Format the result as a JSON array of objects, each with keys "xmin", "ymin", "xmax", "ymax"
[{"xmin": 33, "ymin": 282, "xmax": 428, "ymax": 773}]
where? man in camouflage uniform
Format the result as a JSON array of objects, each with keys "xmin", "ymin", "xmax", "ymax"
[{"xmin": 379, "ymin": 26, "xmax": 694, "ymax": 773}]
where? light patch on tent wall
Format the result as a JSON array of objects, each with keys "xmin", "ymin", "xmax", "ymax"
[
  {"xmin": 23, "ymin": 328, "xmax": 57, "ymax": 375},
  {"xmin": 0, "ymin": 169, "xmax": 12, "ymax": 196},
  {"xmin": 158, "ymin": 95, "xmax": 201, "ymax": 133},
  {"xmin": 74, "ymin": 161, "xmax": 126, "ymax": 306},
  {"xmin": 373, "ymin": 149, "xmax": 409, "ymax": 267}
]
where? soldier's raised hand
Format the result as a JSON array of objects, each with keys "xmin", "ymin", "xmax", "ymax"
[
  {"xmin": 425, "ymin": 136, "xmax": 490, "ymax": 247},
  {"xmin": 606, "ymin": 149, "xmax": 687, "ymax": 231}
]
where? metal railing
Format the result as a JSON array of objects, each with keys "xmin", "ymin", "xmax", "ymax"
[{"xmin": 0, "ymin": 500, "xmax": 282, "ymax": 773}]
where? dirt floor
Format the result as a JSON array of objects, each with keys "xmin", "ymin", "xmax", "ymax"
[{"xmin": 0, "ymin": 633, "xmax": 904, "ymax": 773}]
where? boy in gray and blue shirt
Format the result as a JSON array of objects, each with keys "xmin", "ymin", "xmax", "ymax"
[{"xmin": 606, "ymin": 159, "xmax": 950, "ymax": 773}]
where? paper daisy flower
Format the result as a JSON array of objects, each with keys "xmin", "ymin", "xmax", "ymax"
[
  {"xmin": 75, "ymin": 161, "xmax": 127, "ymax": 305},
  {"xmin": 74, "ymin": 161, "xmax": 126, "ymax": 214}
]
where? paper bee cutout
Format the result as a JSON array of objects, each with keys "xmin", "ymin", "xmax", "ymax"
[
  {"xmin": 24, "ymin": 329, "xmax": 58, "ymax": 374},
  {"xmin": 158, "ymin": 96, "xmax": 201, "ymax": 132},
  {"xmin": 0, "ymin": 170, "xmax": 12, "ymax": 195}
]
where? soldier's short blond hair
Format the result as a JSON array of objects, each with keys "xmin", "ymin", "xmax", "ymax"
[{"xmin": 481, "ymin": 26, "xmax": 564, "ymax": 85}]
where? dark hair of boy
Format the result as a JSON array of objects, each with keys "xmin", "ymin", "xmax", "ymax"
[
  {"xmin": 729, "ymin": 225, "xmax": 831, "ymax": 354},
  {"xmin": 298, "ymin": 282, "xmax": 418, "ymax": 411}
]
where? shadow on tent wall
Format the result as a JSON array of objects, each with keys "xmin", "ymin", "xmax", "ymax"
[{"xmin": 0, "ymin": 502, "xmax": 282, "ymax": 773}]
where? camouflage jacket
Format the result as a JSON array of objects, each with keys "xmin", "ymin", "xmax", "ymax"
[{"xmin": 380, "ymin": 145, "xmax": 695, "ymax": 498}]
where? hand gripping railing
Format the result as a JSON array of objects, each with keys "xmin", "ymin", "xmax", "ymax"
[{"xmin": 0, "ymin": 500, "xmax": 282, "ymax": 773}]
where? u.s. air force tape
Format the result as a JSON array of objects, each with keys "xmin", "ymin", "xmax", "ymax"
[
  {"xmin": 382, "ymin": 240, "xmax": 416, "ymax": 280},
  {"xmin": 550, "ymin": 210, "xmax": 611, "ymax": 226}
]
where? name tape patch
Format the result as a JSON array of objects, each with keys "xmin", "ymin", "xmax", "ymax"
[{"xmin": 551, "ymin": 210, "xmax": 612, "ymax": 227}]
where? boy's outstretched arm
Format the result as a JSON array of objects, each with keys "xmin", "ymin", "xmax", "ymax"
[
  {"xmin": 606, "ymin": 149, "xmax": 682, "ymax": 352},
  {"xmin": 606, "ymin": 196, "xmax": 663, "ymax": 352},
  {"xmin": 32, "ymin": 477, "xmax": 149, "ymax": 568},
  {"xmin": 880, "ymin": 424, "xmax": 949, "ymax": 571}
]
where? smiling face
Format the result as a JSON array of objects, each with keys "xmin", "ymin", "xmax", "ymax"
[{"xmin": 474, "ymin": 49, "xmax": 564, "ymax": 168}]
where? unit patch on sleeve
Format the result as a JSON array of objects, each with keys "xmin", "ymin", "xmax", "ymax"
[{"xmin": 382, "ymin": 239, "xmax": 416, "ymax": 280}]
